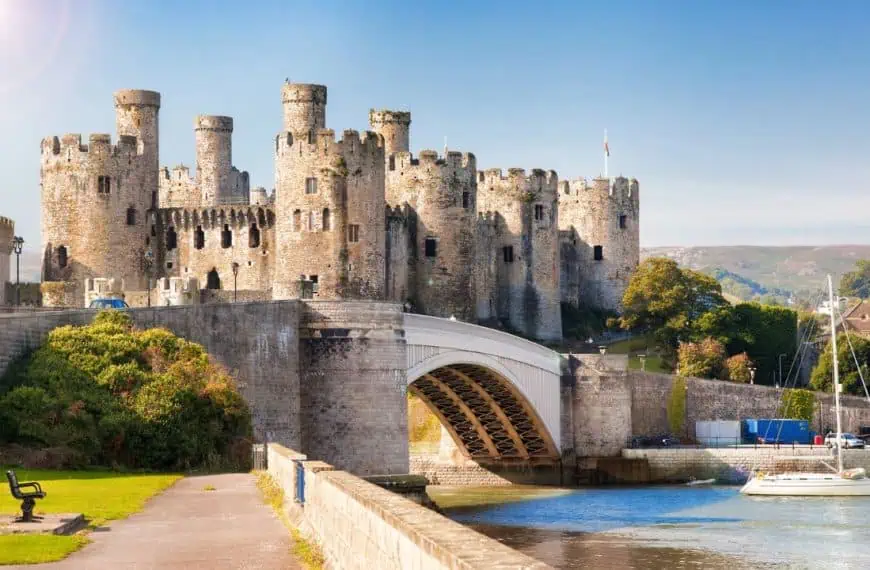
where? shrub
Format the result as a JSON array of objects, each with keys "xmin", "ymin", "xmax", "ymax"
[
  {"xmin": 724, "ymin": 352, "xmax": 753, "ymax": 383},
  {"xmin": 677, "ymin": 337, "xmax": 727, "ymax": 380},
  {"xmin": 779, "ymin": 388, "xmax": 815, "ymax": 421},
  {"xmin": 0, "ymin": 311, "xmax": 252, "ymax": 471}
]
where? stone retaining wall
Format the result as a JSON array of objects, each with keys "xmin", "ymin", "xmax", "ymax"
[
  {"xmin": 268, "ymin": 444, "xmax": 550, "ymax": 570},
  {"xmin": 623, "ymin": 447, "xmax": 870, "ymax": 484}
]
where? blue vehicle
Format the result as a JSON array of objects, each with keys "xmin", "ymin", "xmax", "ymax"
[
  {"xmin": 88, "ymin": 298, "xmax": 129, "ymax": 310},
  {"xmin": 742, "ymin": 419, "xmax": 811, "ymax": 444}
]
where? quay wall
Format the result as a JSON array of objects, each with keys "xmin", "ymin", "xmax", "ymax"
[
  {"xmin": 267, "ymin": 444, "xmax": 550, "ymax": 570},
  {"xmin": 623, "ymin": 447, "xmax": 870, "ymax": 484}
]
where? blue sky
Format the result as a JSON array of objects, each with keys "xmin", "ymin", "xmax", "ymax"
[{"xmin": 2, "ymin": 0, "xmax": 870, "ymax": 256}]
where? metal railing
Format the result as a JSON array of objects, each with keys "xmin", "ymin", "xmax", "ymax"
[
  {"xmin": 251, "ymin": 443, "xmax": 267, "ymax": 470},
  {"xmin": 624, "ymin": 435, "xmax": 860, "ymax": 451}
]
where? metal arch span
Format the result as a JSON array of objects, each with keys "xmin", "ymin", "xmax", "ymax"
[{"xmin": 403, "ymin": 314, "xmax": 564, "ymax": 462}]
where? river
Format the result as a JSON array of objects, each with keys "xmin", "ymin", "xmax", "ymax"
[{"xmin": 429, "ymin": 485, "xmax": 870, "ymax": 569}]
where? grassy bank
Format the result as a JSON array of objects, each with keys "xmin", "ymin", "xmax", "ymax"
[{"xmin": 0, "ymin": 469, "xmax": 180, "ymax": 565}]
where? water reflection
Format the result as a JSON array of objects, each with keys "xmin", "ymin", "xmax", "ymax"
[{"xmin": 433, "ymin": 485, "xmax": 870, "ymax": 569}]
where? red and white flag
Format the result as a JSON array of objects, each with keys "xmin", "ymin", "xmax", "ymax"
[{"xmin": 604, "ymin": 132, "xmax": 610, "ymax": 157}]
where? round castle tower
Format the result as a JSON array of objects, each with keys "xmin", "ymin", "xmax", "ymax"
[
  {"xmin": 281, "ymin": 82, "xmax": 327, "ymax": 133},
  {"xmin": 385, "ymin": 150, "xmax": 478, "ymax": 321},
  {"xmin": 273, "ymin": 110, "xmax": 386, "ymax": 300},
  {"xmin": 369, "ymin": 110, "xmax": 411, "ymax": 156},
  {"xmin": 478, "ymin": 168, "xmax": 562, "ymax": 342},
  {"xmin": 195, "ymin": 115, "xmax": 233, "ymax": 205},
  {"xmin": 41, "ymin": 89, "xmax": 160, "ymax": 306},
  {"xmin": 557, "ymin": 176, "xmax": 640, "ymax": 312},
  {"xmin": 0, "ymin": 217, "xmax": 13, "ymax": 305}
]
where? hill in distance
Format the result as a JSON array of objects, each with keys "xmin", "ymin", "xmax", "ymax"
[{"xmin": 641, "ymin": 245, "xmax": 870, "ymax": 303}]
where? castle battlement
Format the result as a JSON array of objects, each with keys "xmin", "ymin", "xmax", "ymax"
[
  {"xmin": 113, "ymin": 89, "xmax": 161, "ymax": 108},
  {"xmin": 275, "ymin": 128, "xmax": 384, "ymax": 160},
  {"xmin": 478, "ymin": 167, "xmax": 558, "ymax": 186},
  {"xmin": 281, "ymin": 83, "xmax": 327, "ymax": 105},
  {"xmin": 0, "ymin": 216, "xmax": 13, "ymax": 230},
  {"xmin": 195, "ymin": 115, "xmax": 233, "ymax": 132},
  {"xmin": 157, "ymin": 205, "xmax": 275, "ymax": 230},
  {"xmin": 369, "ymin": 109, "xmax": 411, "ymax": 125},
  {"xmin": 559, "ymin": 176, "xmax": 639, "ymax": 200},
  {"xmin": 41, "ymin": 133, "xmax": 140, "ymax": 161},
  {"xmin": 478, "ymin": 167, "xmax": 559, "ymax": 203},
  {"xmin": 388, "ymin": 150, "xmax": 475, "ymax": 171},
  {"xmin": 161, "ymin": 164, "xmax": 194, "ymax": 181}
]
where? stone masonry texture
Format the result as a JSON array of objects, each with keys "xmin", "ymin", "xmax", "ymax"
[
  {"xmin": 0, "ymin": 216, "xmax": 13, "ymax": 305},
  {"xmin": 38, "ymin": 80, "xmax": 640, "ymax": 344}
]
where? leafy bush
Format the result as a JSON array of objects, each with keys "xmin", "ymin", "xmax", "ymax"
[
  {"xmin": 677, "ymin": 338, "xmax": 727, "ymax": 380},
  {"xmin": 779, "ymin": 388, "xmax": 815, "ymax": 421},
  {"xmin": 810, "ymin": 333, "xmax": 870, "ymax": 395},
  {"xmin": 0, "ymin": 310, "xmax": 252, "ymax": 470},
  {"xmin": 724, "ymin": 352, "xmax": 753, "ymax": 383},
  {"xmin": 667, "ymin": 376, "xmax": 687, "ymax": 435}
]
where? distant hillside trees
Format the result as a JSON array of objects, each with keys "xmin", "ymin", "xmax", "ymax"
[
  {"xmin": 620, "ymin": 257, "xmax": 798, "ymax": 384},
  {"xmin": 840, "ymin": 260, "xmax": 870, "ymax": 299}
]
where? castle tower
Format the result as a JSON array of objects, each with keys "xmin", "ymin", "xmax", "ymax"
[
  {"xmin": 478, "ymin": 168, "xmax": 562, "ymax": 341},
  {"xmin": 385, "ymin": 151, "xmax": 478, "ymax": 321},
  {"xmin": 273, "ymin": 124, "xmax": 386, "ymax": 300},
  {"xmin": 40, "ymin": 90, "xmax": 160, "ymax": 306},
  {"xmin": 281, "ymin": 82, "xmax": 327, "ymax": 133},
  {"xmin": 0, "ymin": 216, "xmax": 13, "ymax": 305},
  {"xmin": 558, "ymin": 176, "xmax": 640, "ymax": 312},
  {"xmin": 369, "ymin": 110, "xmax": 411, "ymax": 155},
  {"xmin": 195, "ymin": 115, "xmax": 233, "ymax": 205}
]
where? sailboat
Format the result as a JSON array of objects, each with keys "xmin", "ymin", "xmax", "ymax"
[{"xmin": 740, "ymin": 274, "xmax": 870, "ymax": 496}]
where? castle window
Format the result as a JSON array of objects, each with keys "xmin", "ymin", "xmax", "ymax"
[
  {"xmin": 166, "ymin": 226, "xmax": 177, "ymax": 250},
  {"xmin": 534, "ymin": 204, "xmax": 545, "ymax": 221},
  {"xmin": 57, "ymin": 246, "xmax": 68, "ymax": 268},
  {"xmin": 322, "ymin": 208, "xmax": 331, "ymax": 231},
  {"xmin": 462, "ymin": 192, "xmax": 470, "ymax": 209},
  {"xmin": 151, "ymin": 191, "xmax": 157, "ymax": 208},
  {"xmin": 425, "ymin": 238, "xmax": 437, "ymax": 258},
  {"xmin": 348, "ymin": 224, "xmax": 360, "ymax": 243},
  {"xmin": 293, "ymin": 209, "xmax": 301, "ymax": 231},
  {"xmin": 308, "ymin": 131, "xmax": 316, "ymax": 145},
  {"xmin": 388, "ymin": 155, "xmax": 396, "ymax": 171},
  {"xmin": 503, "ymin": 246, "xmax": 514, "ymax": 263},
  {"xmin": 619, "ymin": 214, "xmax": 627, "ymax": 229},
  {"xmin": 305, "ymin": 177, "xmax": 317, "ymax": 194},
  {"xmin": 249, "ymin": 223, "xmax": 260, "ymax": 248},
  {"xmin": 194, "ymin": 225, "xmax": 205, "ymax": 249},
  {"xmin": 98, "ymin": 175, "xmax": 111, "ymax": 194},
  {"xmin": 126, "ymin": 207, "xmax": 136, "ymax": 226},
  {"xmin": 221, "ymin": 224, "xmax": 232, "ymax": 248},
  {"xmin": 166, "ymin": 262, "xmax": 173, "ymax": 269},
  {"xmin": 308, "ymin": 210, "xmax": 314, "ymax": 230},
  {"xmin": 207, "ymin": 268, "xmax": 221, "ymax": 290},
  {"xmin": 594, "ymin": 245, "xmax": 603, "ymax": 261},
  {"xmin": 151, "ymin": 225, "xmax": 156, "ymax": 237},
  {"xmin": 310, "ymin": 275, "xmax": 319, "ymax": 294}
]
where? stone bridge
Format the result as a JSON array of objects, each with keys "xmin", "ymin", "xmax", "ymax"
[
  {"xmin": 404, "ymin": 314, "xmax": 562, "ymax": 464},
  {"xmin": 0, "ymin": 300, "xmax": 568, "ymax": 475}
]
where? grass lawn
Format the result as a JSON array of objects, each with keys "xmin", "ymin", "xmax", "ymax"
[
  {"xmin": 608, "ymin": 336, "xmax": 671, "ymax": 373},
  {"xmin": 0, "ymin": 469, "xmax": 180, "ymax": 565}
]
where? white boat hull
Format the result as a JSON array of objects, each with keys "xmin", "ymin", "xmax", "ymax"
[{"xmin": 740, "ymin": 473, "xmax": 870, "ymax": 496}]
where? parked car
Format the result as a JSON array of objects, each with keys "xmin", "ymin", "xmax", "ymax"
[
  {"xmin": 858, "ymin": 426, "xmax": 870, "ymax": 443},
  {"xmin": 88, "ymin": 298, "xmax": 129, "ymax": 310},
  {"xmin": 629, "ymin": 434, "xmax": 680, "ymax": 449},
  {"xmin": 825, "ymin": 433, "xmax": 866, "ymax": 449}
]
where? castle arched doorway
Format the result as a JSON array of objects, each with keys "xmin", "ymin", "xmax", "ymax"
[{"xmin": 206, "ymin": 268, "xmax": 221, "ymax": 290}]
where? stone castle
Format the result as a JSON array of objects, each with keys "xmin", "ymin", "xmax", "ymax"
[
  {"xmin": 0, "ymin": 216, "xmax": 13, "ymax": 305},
  {"xmin": 39, "ymin": 82, "xmax": 639, "ymax": 341}
]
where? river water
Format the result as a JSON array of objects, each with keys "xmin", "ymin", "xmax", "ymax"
[{"xmin": 432, "ymin": 485, "xmax": 870, "ymax": 569}]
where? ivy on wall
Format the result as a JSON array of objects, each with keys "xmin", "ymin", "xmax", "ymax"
[{"xmin": 667, "ymin": 376, "xmax": 687, "ymax": 435}]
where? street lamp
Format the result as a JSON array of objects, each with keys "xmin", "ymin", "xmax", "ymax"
[
  {"xmin": 144, "ymin": 250, "xmax": 153, "ymax": 308},
  {"xmin": 749, "ymin": 366, "xmax": 756, "ymax": 385},
  {"xmin": 638, "ymin": 353, "xmax": 647, "ymax": 371},
  {"xmin": 11, "ymin": 236, "xmax": 23, "ymax": 307},
  {"xmin": 231, "ymin": 262, "xmax": 240, "ymax": 302},
  {"xmin": 778, "ymin": 353, "xmax": 787, "ymax": 387},
  {"xmin": 598, "ymin": 345, "xmax": 607, "ymax": 355}
]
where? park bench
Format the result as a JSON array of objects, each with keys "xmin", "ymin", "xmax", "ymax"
[{"xmin": 6, "ymin": 470, "xmax": 46, "ymax": 522}]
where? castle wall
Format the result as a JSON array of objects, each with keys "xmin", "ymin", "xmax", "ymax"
[
  {"xmin": 369, "ymin": 109, "xmax": 411, "ymax": 156},
  {"xmin": 273, "ymin": 129, "xmax": 386, "ymax": 300},
  {"xmin": 281, "ymin": 83, "xmax": 327, "ymax": 133},
  {"xmin": 385, "ymin": 151, "xmax": 477, "ymax": 321},
  {"xmin": 195, "ymin": 115, "xmax": 233, "ymax": 205},
  {"xmin": 474, "ymin": 213, "xmax": 499, "ymax": 322},
  {"xmin": 558, "ymin": 177, "xmax": 639, "ymax": 312},
  {"xmin": 158, "ymin": 165, "xmax": 197, "ymax": 208},
  {"xmin": 559, "ymin": 229, "xmax": 581, "ymax": 308},
  {"xmin": 0, "ymin": 217, "xmax": 13, "ymax": 305},
  {"xmin": 156, "ymin": 206, "xmax": 275, "ymax": 293},
  {"xmin": 385, "ymin": 206, "xmax": 413, "ymax": 304},
  {"xmin": 478, "ymin": 168, "xmax": 562, "ymax": 342}
]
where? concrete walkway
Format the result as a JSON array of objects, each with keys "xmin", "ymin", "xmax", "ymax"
[{"xmin": 10, "ymin": 473, "xmax": 302, "ymax": 570}]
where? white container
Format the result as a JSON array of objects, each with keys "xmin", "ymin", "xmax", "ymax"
[{"xmin": 696, "ymin": 420, "xmax": 741, "ymax": 447}]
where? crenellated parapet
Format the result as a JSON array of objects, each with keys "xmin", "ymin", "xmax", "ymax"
[
  {"xmin": 0, "ymin": 216, "xmax": 13, "ymax": 257},
  {"xmin": 281, "ymin": 82, "xmax": 327, "ymax": 133},
  {"xmin": 477, "ymin": 167, "xmax": 559, "ymax": 212},
  {"xmin": 156, "ymin": 205, "xmax": 275, "ymax": 232},
  {"xmin": 369, "ymin": 109, "xmax": 411, "ymax": 155}
]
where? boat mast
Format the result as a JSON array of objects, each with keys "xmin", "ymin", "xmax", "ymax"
[{"xmin": 827, "ymin": 274, "xmax": 844, "ymax": 474}]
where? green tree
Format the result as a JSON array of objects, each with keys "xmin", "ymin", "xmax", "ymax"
[
  {"xmin": 779, "ymin": 388, "xmax": 815, "ymax": 421},
  {"xmin": 620, "ymin": 258, "xmax": 727, "ymax": 353},
  {"xmin": 810, "ymin": 333, "xmax": 870, "ymax": 396},
  {"xmin": 724, "ymin": 352, "xmax": 753, "ymax": 383},
  {"xmin": 721, "ymin": 303, "xmax": 798, "ymax": 386},
  {"xmin": 840, "ymin": 260, "xmax": 870, "ymax": 299},
  {"xmin": 677, "ymin": 337, "xmax": 727, "ymax": 379}
]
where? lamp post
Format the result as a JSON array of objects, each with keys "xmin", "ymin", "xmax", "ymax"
[
  {"xmin": 11, "ymin": 236, "xmax": 23, "ymax": 307},
  {"xmin": 778, "ymin": 353, "xmax": 787, "ymax": 387},
  {"xmin": 231, "ymin": 262, "xmax": 239, "ymax": 302},
  {"xmin": 598, "ymin": 345, "xmax": 607, "ymax": 355},
  {"xmin": 144, "ymin": 250, "xmax": 153, "ymax": 308},
  {"xmin": 749, "ymin": 366, "xmax": 756, "ymax": 385},
  {"xmin": 638, "ymin": 353, "xmax": 647, "ymax": 371}
]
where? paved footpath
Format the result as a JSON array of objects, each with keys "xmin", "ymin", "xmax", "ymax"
[{"xmin": 10, "ymin": 473, "xmax": 302, "ymax": 570}]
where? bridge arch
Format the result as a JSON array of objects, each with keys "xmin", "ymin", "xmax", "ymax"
[{"xmin": 404, "ymin": 314, "xmax": 563, "ymax": 463}]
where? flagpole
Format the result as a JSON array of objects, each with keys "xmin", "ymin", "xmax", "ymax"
[{"xmin": 604, "ymin": 129, "xmax": 609, "ymax": 178}]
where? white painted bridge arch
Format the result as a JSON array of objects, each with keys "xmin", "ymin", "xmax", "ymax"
[{"xmin": 403, "ymin": 314, "xmax": 564, "ymax": 462}]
